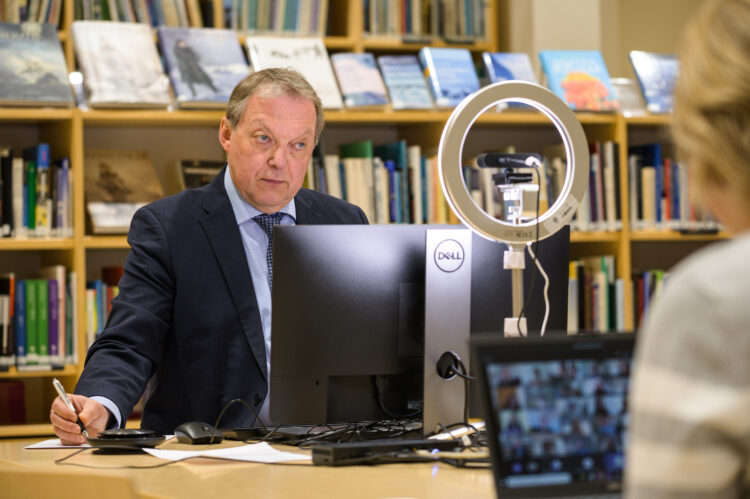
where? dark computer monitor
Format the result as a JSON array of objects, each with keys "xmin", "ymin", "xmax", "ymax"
[{"xmin": 269, "ymin": 224, "xmax": 570, "ymax": 426}]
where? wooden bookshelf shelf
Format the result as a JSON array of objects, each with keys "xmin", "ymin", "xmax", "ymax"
[
  {"xmin": 0, "ymin": 423, "xmax": 55, "ymax": 438},
  {"xmin": 571, "ymin": 231, "xmax": 621, "ymax": 244},
  {"xmin": 0, "ymin": 365, "xmax": 77, "ymax": 379},
  {"xmin": 362, "ymin": 37, "xmax": 494, "ymax": 52},
  {"xmin": 79, "ymin": 109, "xmax": 223, "ymax": 127},
  {"xmin": 625, "ymin": 115, "xmax": 673, "ymax": 126},
  {"xmin": 0, "ymin": 108, "xmax": 74, "ymax": 122},
  {"xmin": 629, "ymin": 230, "xmax": 730, "ymax": 242},
  {"xmin": 0, "ymin": 238, "xmax": 75, "ymax": 251},
  {"xmin": 83, "ymin": 236, "xmax": 130, "ymax": 249}
]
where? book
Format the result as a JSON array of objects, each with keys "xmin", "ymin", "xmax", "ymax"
[
  {"xmin": 338, "ymin": 140, "xmax": 375, "ymax": 222},
  {"xmin": 245, "ymin": 36, "xmax": 343, "ymax": 109},
  {"xmin": 71, "ymin": 21, "xmax": 171, "ymax": 109},
  {"xmin": 610, "ymin": 77, "xmax": 647, "ymax": 117},
  {"xmin": 330, "ymin": 52, "xmax": 389, "ymax": 108},
  {"xmin": 418, "ymin": 47, "xmax": 481, "ymax": 108},
  {"xmin": 376, "ymin": 55, "xmax": 433, "ymax": 110},
  {"xmin": 171, "ymin": 159, "xmax": 224, "ymax": 192},
  {"xmin": 157, "ymin": 26, "xmax": 249, "ymax": 109},
  {"xmin": 0, "ymin": 22, "xmax": 73, "ymax": 107},
  {"xmin": 481, "ymin": 52, "xmax": 537, "ymax": 110},
  {"xmin": 538, "ymin": 50, "xmax": 618, "ymax": 111},
  {"xmin": 482, "ymin": 52, "xmax": 537, "ymax": 83},
  {"xmin": 628, "ymin": 51, "xmax": 679, "ymax": 114},
  {"xmin": 39, "ymin": 265, "xmax": 66, "ymax": 365},
  {"xmin": 0, "ymin": 274, "xmax": 13, "ymax": 369},
  {"xmin": 84, "ymin": 149, "xmax": 165, "ymax": 234},
  {"xmin": 0, "ymin": 147, "xmax": 12, "ymax": 237},
  {"xmin": 22, "ymin": 143, "xmax": 51, "ymax": 237}
]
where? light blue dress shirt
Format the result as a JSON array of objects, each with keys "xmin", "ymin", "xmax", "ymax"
[{"xmin": 94, "ymin": 168, "xmax": 295, "ymax": 429}]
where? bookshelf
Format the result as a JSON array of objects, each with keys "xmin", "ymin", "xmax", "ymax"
[{"xmin": 0, "ymin": 0, "xmax": 721, "ymax": 437}]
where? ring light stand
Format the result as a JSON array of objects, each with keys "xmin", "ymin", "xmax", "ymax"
[{"xmin": 438, "ymin": 81, "xmax": 589, "ymax": 337}]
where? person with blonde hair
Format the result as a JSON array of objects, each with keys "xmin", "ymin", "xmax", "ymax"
[{"xmin": 626, "ymin": 0, "xmax": 750, "ymax": 496}]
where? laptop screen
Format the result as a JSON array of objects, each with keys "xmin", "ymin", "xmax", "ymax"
[{"xmin": 472, "ymin": 333, "xmax": 634, "ymax": 496}]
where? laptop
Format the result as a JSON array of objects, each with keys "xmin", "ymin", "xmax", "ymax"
[{"xmin": 471, "ymin": 332, "xmax": 635, "ymax": 498}]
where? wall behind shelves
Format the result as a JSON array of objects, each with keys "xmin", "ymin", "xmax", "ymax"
[{"xmin": 499, "ymin": 0, "xmax": 706, "ymax": 79}]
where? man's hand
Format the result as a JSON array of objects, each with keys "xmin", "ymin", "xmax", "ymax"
[{"xmin": 50, "ymin": 394, "xmax": 110, "ymax": 445}]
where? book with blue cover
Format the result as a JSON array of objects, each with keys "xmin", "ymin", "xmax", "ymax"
[
  {"xmin": 0, "ymin": 22, "xmax": 73, "ymax": 107},
  {"xmin": 376, "ymin": 55, "xmax": 433, "ymax": 110},
  {"xmin": 628, "ymin": 51, "xmax": 679, "ymax": 114},
  {"xmin": 482, "ymin": 52, "xmax": 537, "ymax": 84},
  {"xmin": 157, "ymin": 26, "xmax": 250, "ymax": 109},
  {"xmin": 482, "ymin": 52, "xmax": 537, "ymax": 110},
  {"xmin": 418, "ymin": 47, "xmax": 481, "ymax": 108},
  {"xmin": 538, "ymin": 50, "xmax": 618, "ymax": 111},
  {"xmin": 330, "ymin": 52, "xmax": 389, "ymax": 108}
]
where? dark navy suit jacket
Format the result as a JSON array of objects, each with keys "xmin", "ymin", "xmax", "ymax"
[{"xmin": 75, "ymin": 168, "xmax": 368, "ymax": 434}]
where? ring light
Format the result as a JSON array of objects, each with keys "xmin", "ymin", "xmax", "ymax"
[{"xmin": 438, "ymin": 81, "xmax": 589, "ymax": 243}]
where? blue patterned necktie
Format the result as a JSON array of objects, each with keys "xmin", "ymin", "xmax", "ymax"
[{"xmin": 254, "ymin": 212, "xmax": 283, "ymax": 289}]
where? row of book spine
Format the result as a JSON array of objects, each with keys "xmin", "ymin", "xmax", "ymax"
[
  {"xmin": 567, "ymin": 256, "xmax": 672, "ymax": 334},
  {"xmin": 0, "ymin": 0, "xmax": 63, "ymax": 24},
  {"xmin": 84, "ymin": 274, "xmax": 120, "ymax": 349},
  {"xmin": 75, "ymin": 0, "xmax": 209, "ymax": 27},
  {"xmin": 305, "ymin": 140, "xmax": 457, "ymax": 225},
  {"xmin": 0, "ymin": 144, "xmax": 74, "ymax": 239},
  {"xmin": 628, "ymin": 144, "xmax": 720, "ymax": 232},
  {"xmin": 567, "ymin": 255, "xmax": 625, "ymax": 334},
  {"xmin": 364, "ymin": 0, "xmax": 486, "ymax": 42},
  {"xmin": 0, "ymin": 267, "xmax": 78, "ymax": 371},
  {"xmin": 226, "ymin": 0, "xmax": 329, "ymax": 35}
]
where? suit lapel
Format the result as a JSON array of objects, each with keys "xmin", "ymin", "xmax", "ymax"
[
  {"xmin": 199, "ymin": 169, "xmax": 268, "ymax": 382},
  {"xmin": 294, "ymin": 189, "xmax": 324, "ymax": 225}
]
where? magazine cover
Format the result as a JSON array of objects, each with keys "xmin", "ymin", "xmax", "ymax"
[
  {"xmin": 539, "ymin": 50, "xmax": 618, "ymax": 111},
  {"xmin": 72, "ymin": 21, "xmax": 171, "ymax": 108},
  {"xmin": 629, "ymin": 51, "xmax": 679, "ymax": 114},
  {"xmin": 245, "ymin": 36, "xmax": 343, "ymax": 109},
  {"xmin": 0, "ymin": 22, "xmax": 73, "ymax": 107},
  {"xmin": 418, "ymin": 47, "xmax": 481, "ymax": 108},
  {"xmin": 330, "ymin": 52, "xmax": 388, "ymax": 108},
  {"xmin": 377, "ymin": 55, "xmax": 433, "ymax": 110},
  {"xmin": 157, "ymin": 27, "xmax": 249, "ymax": 109}
]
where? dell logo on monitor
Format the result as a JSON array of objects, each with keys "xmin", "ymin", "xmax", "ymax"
[{"xmin": 434, "ymin": 239, "xmax": 465, "ymax": 273}]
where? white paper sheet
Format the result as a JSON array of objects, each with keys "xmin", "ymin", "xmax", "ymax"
[
  {"xmin": 143, "ymin": 442, "xmax": 310, "ymax": 463},
  {"xmin": 25, "ymin": 438, "xmax": 90, "ymax": 449}
]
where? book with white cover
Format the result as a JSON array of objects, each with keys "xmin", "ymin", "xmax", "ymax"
[
  {"xmin": 157, "ymin": 26, "xmax": 249, "ymax": 109},
  {"xmin": 245, "ymin": 36, "xmax": 343, "ymax": 109},
  {"xmin": 72, "ymin": 21, "xmax": 171, "ymax": 108}
]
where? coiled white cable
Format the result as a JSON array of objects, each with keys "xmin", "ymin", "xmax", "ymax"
[{"xmin": 526, "ymin": 242, "xmax": 550, "ymax": 336}]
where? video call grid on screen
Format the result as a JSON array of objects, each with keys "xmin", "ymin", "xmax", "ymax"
[{"xmin": 487, "ymin": 356, "xmax": 632, "ymax": 488}]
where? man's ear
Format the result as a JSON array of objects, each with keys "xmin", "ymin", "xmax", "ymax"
[{"xmin": 218, "ymin": 117, "xmax": 232, "ymax": 154}]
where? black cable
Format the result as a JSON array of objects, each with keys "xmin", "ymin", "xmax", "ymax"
[
  {"xmin": 54, "ymin": 447, "xmax": 181, "ymax": 470},
  {"xmin": 212, "ymin": 397, "xmax": 266, "ymax": 443}
]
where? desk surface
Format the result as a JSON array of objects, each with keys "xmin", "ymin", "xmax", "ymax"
[{"xmin": 0, "ymin": 438, "xmax": 495, "ymax": 499}]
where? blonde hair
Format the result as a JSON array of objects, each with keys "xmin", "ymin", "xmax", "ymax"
[
  {"xmin": 225, "ymin": 68, "xmax": 325, "ymax": 144},
  {"xmin": 673, "ymin": 0, "xmax": 750, "ymax": 201}
]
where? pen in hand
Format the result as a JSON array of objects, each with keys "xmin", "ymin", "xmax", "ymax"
[{"xmin": 52, "ymin": 378, "xmax": 90, "ymax": 439}]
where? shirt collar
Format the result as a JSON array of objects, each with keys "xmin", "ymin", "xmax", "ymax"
[{"xmin": 224, "ymin": 167, "xmax": 296, "ymax": 225}]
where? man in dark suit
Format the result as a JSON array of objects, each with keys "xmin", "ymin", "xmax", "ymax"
[{"xmin": 50, "ymin": 68, "xmax": 367, "ymax": 443}]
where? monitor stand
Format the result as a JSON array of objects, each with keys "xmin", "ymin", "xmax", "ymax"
[{"xmin": 423, "ymin": 228, "xmax": 472, "ymax": 435}]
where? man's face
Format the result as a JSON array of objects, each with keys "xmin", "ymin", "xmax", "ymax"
[{"xmin": 219, "ymin": 90, "xmax": 316, "ymax": 213}]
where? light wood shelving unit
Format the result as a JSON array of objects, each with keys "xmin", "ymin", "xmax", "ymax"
[{"xmin": 0, "ymin": 0, "xmax": 723, "ymax": 437}]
